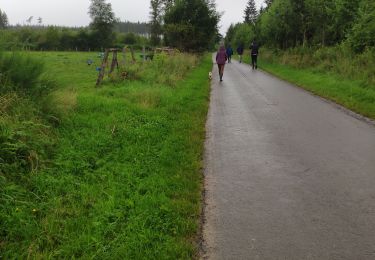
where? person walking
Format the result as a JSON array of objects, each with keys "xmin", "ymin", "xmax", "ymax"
[
  {"xmin": 250, "ymin": 40, "xmax": 259, "ymax": 69},
  {"xmin": 226, "ymin": 45, "xmax": 234, "ymax": 63},
  {"xmin": 237, "ymin": 44, "xmax": 244, "ymax": 63},
  {"xmin": 216, "ymin": 46, "xmax": 228, "ymax": 82}
]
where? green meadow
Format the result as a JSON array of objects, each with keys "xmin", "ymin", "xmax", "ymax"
[{"xmin": 1, "ymin": 51, "xmax": 212, "ymax": 258}]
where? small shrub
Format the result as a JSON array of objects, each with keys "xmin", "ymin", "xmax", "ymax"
[{"xmin": 0, "ymin": 52, "xmax": 55, "ymax": 96}]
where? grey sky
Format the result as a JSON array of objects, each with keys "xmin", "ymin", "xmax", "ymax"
[{"xmin": 0, "ymin": 0, "xmax": 264, "ymax": 34}]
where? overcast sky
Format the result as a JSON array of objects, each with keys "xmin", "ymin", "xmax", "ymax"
[{"xmin": 0, "ymin": 0, "xmax": 264, "ymax": 34}]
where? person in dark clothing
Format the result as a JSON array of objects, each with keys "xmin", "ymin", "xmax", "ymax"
[
  {"xmin": 226, "ymin": 45, "xmax": 234, "ymax": 63},
  {"xmin": 237, "ymin": 44, "xmax": 244, "ymax": 63},
  {"xmin": 216, "ymin": 46, "xmax": 228, "ymax": 82},
  {"xmin": 250, "ymin": 40, "xmax": 259, "ymax": 69}
]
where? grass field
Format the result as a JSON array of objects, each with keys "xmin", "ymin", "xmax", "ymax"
[
  {"xmin": 1, "ymin": 52, "xmax": 212, "ymax": 258},
  {"xmin": 240, "ymin": 51, "xmax": 375, "ymax": 120}
]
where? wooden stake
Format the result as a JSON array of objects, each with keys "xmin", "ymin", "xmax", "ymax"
[
  {"xmin": 122, "ymin": 47, "xmax": 127, "ymax": 66},
  {"xmin": 96, "ymin": 49, "xmax": 110, "ymax": 86},
  {"xmin": 142, "ymin": 46, "xmax": 146, "ymax": 62},
  {"xmin": 130, "ymin": 47, "xmax": 136, "ymax": 63},
  {"xmin": 110, "ymin": 51, "xmax": 119, "ymax": 74}
]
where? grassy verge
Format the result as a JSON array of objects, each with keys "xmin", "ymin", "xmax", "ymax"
[
  {"xmin": 1, "ymin": 52, "xmax": 212, "ymax": 258},
  {"xmin": 240, "ymin": 50, "xmax": 375, "ymax": 119}
]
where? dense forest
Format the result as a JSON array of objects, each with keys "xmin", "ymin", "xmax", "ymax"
[{"xmin": 227, "ymin": 0, "xmax": 374, "ymax": 52}]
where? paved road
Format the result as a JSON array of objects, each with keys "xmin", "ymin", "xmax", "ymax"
[{"xmin": 202, "ymin": 58, "xmax": 375, "ymax": 260}]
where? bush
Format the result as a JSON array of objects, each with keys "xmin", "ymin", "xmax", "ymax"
[
  {"xmin": 347, "ymin": 0, "xmax": 375, "ymax": 52},
  {"xmin": 0, "ymin": 52, "xmax": 56, "ymax": 96}
]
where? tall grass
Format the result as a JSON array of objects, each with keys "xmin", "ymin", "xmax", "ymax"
[
  {"xmin": 112, "ymin": 52, "xmax": 199, "ymax": 87},
  {"xmin": 1, "ymin": 52, "xmax": 212, "ymax": 258},
  {"xmin": 0, "ymin": 51, "xmax": 57, "ymax": 176},
  {"xmin": 261, "ymin": 46, "xmax": 375, "ymax": 88}
]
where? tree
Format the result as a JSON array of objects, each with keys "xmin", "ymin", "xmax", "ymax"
[
  {"xmin": 264, "ymin": 0, "xmax": 273, "ymax": 9},
  {"xmin": 123, "ymin": 32, "xmax": 137, "ymax": 45},
  {"xmin": 162, "ymin": 0, "xmax": 175, "ymax": 11},
  {"xmin": 347, "ymin": 0, "xmax": 375, "ymax": 52},
  {"xmin": 150, "ymin": 0, "xmax": 163, "ymax": 46},
  {"xmin": 75, "ymin": 29, "xmax": 91, "ymax": 51},
  {"xmin": 244, "ymin": 0, "xmax": 258, "ymax": 24},
  {"xmin": 258, "ymin": 0, "xmax": 295, "ymax": 48},
  {"xmin": 88, "ymin": 0, "xmax": 118, "ymax": 49},
  {"xmin": 0, "ymin": 9, "xmax": 8, "ymax": 28},
  {"xmin": 163, "ymin": 0, "xmax": 220, "ymax": 51},
  {"xmin": 225, "ymin": 24, "xmax": 236, "ymax": 45},
  {"xmin": 232, "ymin": 23, "xmax": 255, "ymax": 47},
  {"xmin": 36, "ymin": 26, "xmax": 60, "ymax": 50},
  {"xmin": 333, "ymin": 0, "xmax": 361, "ymax": 43}
]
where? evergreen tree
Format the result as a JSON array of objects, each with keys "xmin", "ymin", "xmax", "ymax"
[
  {"xmin": 0, "ymin": 9, "xmax": 8, "ymax": 28},
  {"xmin": 88, "ymin": 0, "xmax": 118, "ymax": 48},
  {"xmin": 150, "ymin": 0, "xmax": 163, "ymax": 46},
  {"xmin": 244, "ymin": 0, "xmax": 258, "ymax": 25}
]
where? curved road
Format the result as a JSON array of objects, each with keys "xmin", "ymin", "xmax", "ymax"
[{"xmin": 202, "ymin": 57, "xmax": 375, "ymax": 259}]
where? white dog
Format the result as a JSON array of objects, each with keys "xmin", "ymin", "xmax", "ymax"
[{"xmin": 208, "ymin": 72, "xmax": 213, "ymax": 80}]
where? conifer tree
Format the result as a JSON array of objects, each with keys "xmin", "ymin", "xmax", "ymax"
[
  {"xmin": 244, "ymin": 0, "xmax": 258, "ymax": 25},
  {"xmin": 0, "ymin": 9, "xmax": 8, "ymax": 28},
  {"xmin": 150, "ymin": 0, "xmax": 163, "ymax": 45}
]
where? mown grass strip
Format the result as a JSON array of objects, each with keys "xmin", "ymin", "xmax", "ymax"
[{"xmin": 241, "ymin": 54, "xmax": 375, "ymax": 119}]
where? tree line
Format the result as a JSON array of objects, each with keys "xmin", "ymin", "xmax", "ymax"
[
  {"xmin": 0, "ymin": 26, "xmax": 149, "ymax": 51},
  {"xmin": 0, "ymin": 1, "xmax": 150, "ymax": 51},
  {"xmin": 226, "ymin": 0, "xmax": 374, "ymax": 53},
  {"xmin": 1, "ymin": 0, "xmax": 221, "ymax": 52}
]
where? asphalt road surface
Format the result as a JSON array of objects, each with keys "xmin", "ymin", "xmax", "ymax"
[{"xmin": 202, "ymin": 57, "xmax": 375, "ymax": 260}]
